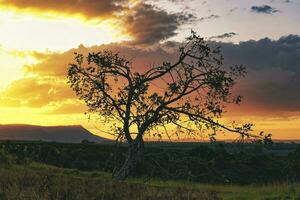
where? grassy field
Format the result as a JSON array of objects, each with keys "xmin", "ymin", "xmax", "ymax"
[
  {"xmin": 2, "ymin": 141, "xmax": 300, "ymax": 185},
  {"xmin": 0, "ymin": 161, "xmax": 299, "ymax": 200},
  {"xmin": 1, "ymin": 141, "xmax": 300, "ymax": 199}
]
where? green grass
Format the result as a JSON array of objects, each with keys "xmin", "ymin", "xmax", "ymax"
[
  {"xmin": 0, "ymin": 162, "xmax": 299, "ymax": 200},
  {"xmin": 128, "ymin": 178, "xmax": 300, "ymax": 200}
]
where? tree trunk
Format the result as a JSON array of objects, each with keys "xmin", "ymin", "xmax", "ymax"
[{"xmin": 114, "ymin": 139, "xmax": 144, "ymax": 181}]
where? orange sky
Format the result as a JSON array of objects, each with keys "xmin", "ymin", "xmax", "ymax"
[{"xmin": 0, "ymin": 0, "xmax": 299, "ymax": 140}]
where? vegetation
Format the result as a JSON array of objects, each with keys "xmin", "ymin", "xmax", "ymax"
[
  {"xmin": 68, "ymin": 31, "xmax": 271, "ymax": 180},
  {"xmin": 0, "ymin": 165, "xmax": 220, "ymax": 200},
  {"xmin": 0, "ymin": 144, "xmax": 299, "ymax": 200},
  {"xmin": 1, "ymin": 141, "xmax": 300, "ymax": 185}
]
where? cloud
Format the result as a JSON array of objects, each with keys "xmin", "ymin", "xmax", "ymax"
[
  {"xmin": 209, "ymin": 32, "xmax": 238, "ymax": 40},
  {"xmin": 229, "ymin": 7, "xmax": 238, "ymax": 13},
  {"xmin": 250, "ymin": 5, "xmax": 279, "ymax": 14},
  {"xmin": 46, "ymin": 100, "xmax": 87, "ymax": 115},
  {"xmin": 123, "ymin": 3, "xmax": 196, "ymax": 45},
  {"xmin": 0, "ymin": 1, "xmax": 195, "ymax": 45},
  {"xmin": 199, "ymin": 14, "xmax": 220, "ymax": 22},
  {"xmin": 215, "ymin": 35, "xmax": 300, "ymax": 112},
  {"xmin": 23, "ymin": 50, "xmax": 77, "ymax": 78},
  {"xmin": 2, "ymin": 34, "xmax": 300, "ymax": 116},
  {"xmin": 24, "ymin": 43, "xmax": 178, "ymax": 77},
  {"xmin": 163, "ymin": 35, "xmax": 300, "ymax": 113},
  {"xmin": 0, "ymin": 0, "xmax": 126, "ymax": 19},
  {"xmin": 0, "ymin": 42, "xmax": 178, "ymax": 110},
  {"xmin": 0, "ymin": 76, "xmax": 76, "ymax": 108}
]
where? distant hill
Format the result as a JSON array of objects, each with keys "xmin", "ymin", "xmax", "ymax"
[{"xmin": 0, "ymin": 124, "xmax": 110, "ymax": 143}]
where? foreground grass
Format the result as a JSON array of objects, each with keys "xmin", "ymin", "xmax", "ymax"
[
  {"xmin": 0, "ymin": 163, "xmax": 219, "ymax": 200},
  {"xmin": 141, "ymin": 180, "xmax": 300, "ymax": 200},
  {"xmin": 0, "ymin": 162, "xmax": 299, "ymax": 200}
]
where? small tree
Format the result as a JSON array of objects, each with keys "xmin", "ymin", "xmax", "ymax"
[{"xmin": 68, "ymin": 32, "xmax": 271, "ymax": 180}]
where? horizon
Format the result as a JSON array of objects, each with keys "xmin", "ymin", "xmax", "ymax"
[
  {"xmin": 0, "ymin": 124, "xmax": 300, "ymax": 143},
  {"xmin": 0, "ymin": 0, "xmax": 299, "ymax": 141}
]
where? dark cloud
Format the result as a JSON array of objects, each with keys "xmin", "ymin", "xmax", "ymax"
[
  {"xmin": 0, "ymin": 0, "xmax": 126, "ymax": 18},
  {"xmin": 0, "ymin": 1, "xmax": 196, "ymax": 45},
  {"xmin": 160, "ymin": 36, "xmax": 300, "ymax": 113},
  {"xmin": 123, "ymin": 3, "xmax": 196, "ymax": 45},
  {"xmin": 215, "ymin": 35, "xmax": 300, "ymax": 112},
  {"xmin": 199, "ymin": 14, "xmax": 220, "ymax": 22},
  {"xmin": 209, "ymin": 32, "xmax": 238, "ymax": 40},
  {"xmin": 229, "ymin": 7, "xmax": 238, "ymax": 13},
  {"xmin": 251, "ymin": 5, "xmax": 279, "ymax": 14}
]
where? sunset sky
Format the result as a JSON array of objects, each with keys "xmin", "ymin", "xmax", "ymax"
[{"xmin": 0, "ymin": 0, "xmax": 299, "ymax": 140}]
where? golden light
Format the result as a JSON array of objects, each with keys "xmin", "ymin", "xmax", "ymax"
[
  {"xmin": 0, "ymin": 3, "xmax": 298, "ymax": 140},
  {"xmin": 0, "ymin": 47, "xmax": 38, "ymax": 90},
  {"xmin": 0, "ymin": 9, "xmax": 130, "ymax": 52},
  {"xmin": 0, "ymin": 7, "xmax": 131, "ymax": 89},
  {"xmin": 0, "ymin": 6, "xmax": 131, "ymax": 137}
]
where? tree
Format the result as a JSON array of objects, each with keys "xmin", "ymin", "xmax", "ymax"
[{"xmin": 68, "ymin": 32, "xmax": 271, "ymax": 180}]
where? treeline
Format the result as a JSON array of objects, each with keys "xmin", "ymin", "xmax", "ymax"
[{"xmin": 0, "ymin": 141, "xmax": 300, "ymax": 184}]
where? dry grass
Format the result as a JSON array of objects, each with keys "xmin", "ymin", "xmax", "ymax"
[
  {"xmin": 0, "ymin": 163, "xmax": 220, "ymax": 200},
  {"xmin": 0, "ymin": 161, "xmax": 299, "ymax": 200}
]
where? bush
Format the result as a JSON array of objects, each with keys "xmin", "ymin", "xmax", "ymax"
[{"xmin": 0, "ymin": 148, "xmax": 13, "ymax": 165}]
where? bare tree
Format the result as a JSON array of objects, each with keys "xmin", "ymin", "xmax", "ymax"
[{"xmin": 68, "ymin": 32, "xmax": 271, "ymax": 180}]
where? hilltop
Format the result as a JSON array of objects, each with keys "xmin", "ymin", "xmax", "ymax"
[{"xmin": 0, "ymin": 124, "xmax": 109, "ymax": 143}]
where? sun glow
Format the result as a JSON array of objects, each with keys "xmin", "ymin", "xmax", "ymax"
[
  {"xmin": 0, "ymin": 9, "xmax": 130, "ymax": 52},
  {"xmin": 0, "ymin": 47, "xmax": 39, "ymax": 90},
  {"xmin": 0, "ymin": 7, "xmax": 130, "ymax": 89}
]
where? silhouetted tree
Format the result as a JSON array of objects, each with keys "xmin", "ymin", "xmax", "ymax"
[{"xmin": 68, "ymin": 31, "xmax": 271, "ymax": 180}]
